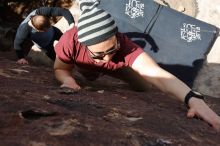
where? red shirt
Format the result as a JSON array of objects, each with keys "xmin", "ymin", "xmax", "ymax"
[{"xmin": 55, "ymin": 27, "xmax": 143, "ymax": 73}]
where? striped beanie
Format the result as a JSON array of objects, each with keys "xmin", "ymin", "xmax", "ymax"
[{"xmin": 78, "ymin": 0, "xmax": 118, "ymax": 46}]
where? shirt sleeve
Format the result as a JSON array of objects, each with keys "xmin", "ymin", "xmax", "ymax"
[
  {"xmin": 36, "ymin": 7, "xmax": 75, "ymax": 25},
  {"xmin": 118, "ymin": 33, "xmax": 144, "ymax": 67},
  {"xmin": 54, "ymin": 29, "xmax": 75, "ymax": 64},
  {"xmin": 14, "ymin": 23, "xmax": 31, "ymax": 59}
]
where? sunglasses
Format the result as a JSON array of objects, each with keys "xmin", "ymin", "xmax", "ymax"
[{"xmin": 87, "ymin": 41, "xmax": 120, "ymax": 60}]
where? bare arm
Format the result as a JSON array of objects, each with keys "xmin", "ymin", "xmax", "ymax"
[
  {"xmin": 132, "ymin": 52, "xmax": 189, "ymax": 101},
  {"xmin": 132, "ymin": 52, "xmax": 220, "ymax": 132},
  {"xmin": 54, "ymin": 57, "xmax": 81, "ymax": 91},
  {"xmin": 14, "ymin": 23, "xmax": 30, "ymax": 63}
]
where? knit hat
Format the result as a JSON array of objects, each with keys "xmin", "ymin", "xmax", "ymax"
[{"xmin": 78, "ymin": 0, "xmax": 118, "ymax": 46}]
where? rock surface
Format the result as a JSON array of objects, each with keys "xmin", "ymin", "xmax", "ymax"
[
  {"xmin": 1, "ymin": 52, "xmax": 220, "ymax": 146},
  {"xmin": 193, "ymin": 0, "xmax": 220, "ymax": 97},
  {"xmin": 1, "ymin": 1, "xmax": 220, "ymax": 145}
]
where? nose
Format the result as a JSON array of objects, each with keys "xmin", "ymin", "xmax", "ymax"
[{"xmin": 102, "ymin": 54, "xmax": 113, "ymax": 62}]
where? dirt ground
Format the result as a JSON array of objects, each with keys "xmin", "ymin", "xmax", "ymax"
[{"xmin": 1, "ymin": 51, "xmax": 220, "ymax": 146}]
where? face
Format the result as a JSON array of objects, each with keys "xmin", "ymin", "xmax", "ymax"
[{"xmin": 87, "ymin": 35, "xmax": 120, "ymax": 63}]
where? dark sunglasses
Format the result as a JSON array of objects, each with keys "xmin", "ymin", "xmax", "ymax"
[{"xmin": 87, "ymin": 42, "xmax": 120, "ymax": 60}]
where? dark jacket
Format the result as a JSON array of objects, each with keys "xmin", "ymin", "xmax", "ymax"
[{"xmin": 14, "ymin": 7, "xmax": 74, "ymax": 59}]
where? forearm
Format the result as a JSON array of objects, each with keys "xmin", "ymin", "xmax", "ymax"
[
  {"xmin": 54, "ymin": 57, "xmax": 81, "ymax": 90},
  {"xmin": 145, "ymin": 68, "xmax": 190, "ymax": 102},
  {"xmin": 55, "ymin": 69, "xmax": 76, "ymax": 84},
  {"xmin": 60, "ymin": 9, "xmax": 75, "ymax": 25},
  {"xmin": 15, "ymin": 50, "xmax": 25, "ymax": 59},
  {"xmin": 132, "ymin": 52, "xmax": 220, "ymax": 132},
  {"xmin": 14, "ymin": 41, "xmax": 25, "ymax": 59},
  {"xmin": 132, "ymin": 52, "xmax": 190, "ymax": 102},
  {"xmin": 36, "ymin": 7, "xmax": 74, "ymax": 25},
  {"xmin": 14, "ymin": 23, "xmax": 29, "ymax": 59}
]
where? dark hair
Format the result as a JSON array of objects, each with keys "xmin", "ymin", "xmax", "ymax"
[{"xmin": 30, "ymin": 15, "xmax": 51, "ymax": 31}]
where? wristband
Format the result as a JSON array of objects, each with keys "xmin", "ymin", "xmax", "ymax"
[{"xmin": 184, "ymin": 90, "xmax": 205, "ymax": 108}]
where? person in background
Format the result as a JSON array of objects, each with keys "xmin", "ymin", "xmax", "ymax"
[
  {"xmin": 14, "ymin": 7, "xmax": 75, "ymax": 64},
  {"xmin": 54, "ymin": 0, "xmax": 220, "ymax": 132}
]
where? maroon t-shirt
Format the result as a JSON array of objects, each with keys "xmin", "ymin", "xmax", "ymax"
[{"xmin": 55, "ymin": 27, "xmax": 144, "ymax": 74}]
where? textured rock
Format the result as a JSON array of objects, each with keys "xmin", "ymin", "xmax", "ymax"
[{"xmin": 1, "ymin": 52, "xmax": 220, "ymax": 146}]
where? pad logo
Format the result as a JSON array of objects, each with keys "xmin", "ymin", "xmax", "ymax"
[
  {"xmin": 125, "ymin": 0, "xmax": 144, "ymax": 19},
  {"xmin": 181, "ymin": 23, "xmax": 201, "ymax": 42}
]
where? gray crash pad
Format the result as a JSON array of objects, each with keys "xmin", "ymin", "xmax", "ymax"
[{"xmin": 99, "ymin": 0, "xmax": 219, "ymax": 86}]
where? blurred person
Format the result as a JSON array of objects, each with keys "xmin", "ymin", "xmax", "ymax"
[{"xmin": 14, "ymin": 7, "xmax": 75, "ymax": 64}]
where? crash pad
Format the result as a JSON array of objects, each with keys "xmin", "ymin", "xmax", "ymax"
[{"xmin": 99, "ymin": 0, "xmax": 219, "ymax": 86}]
